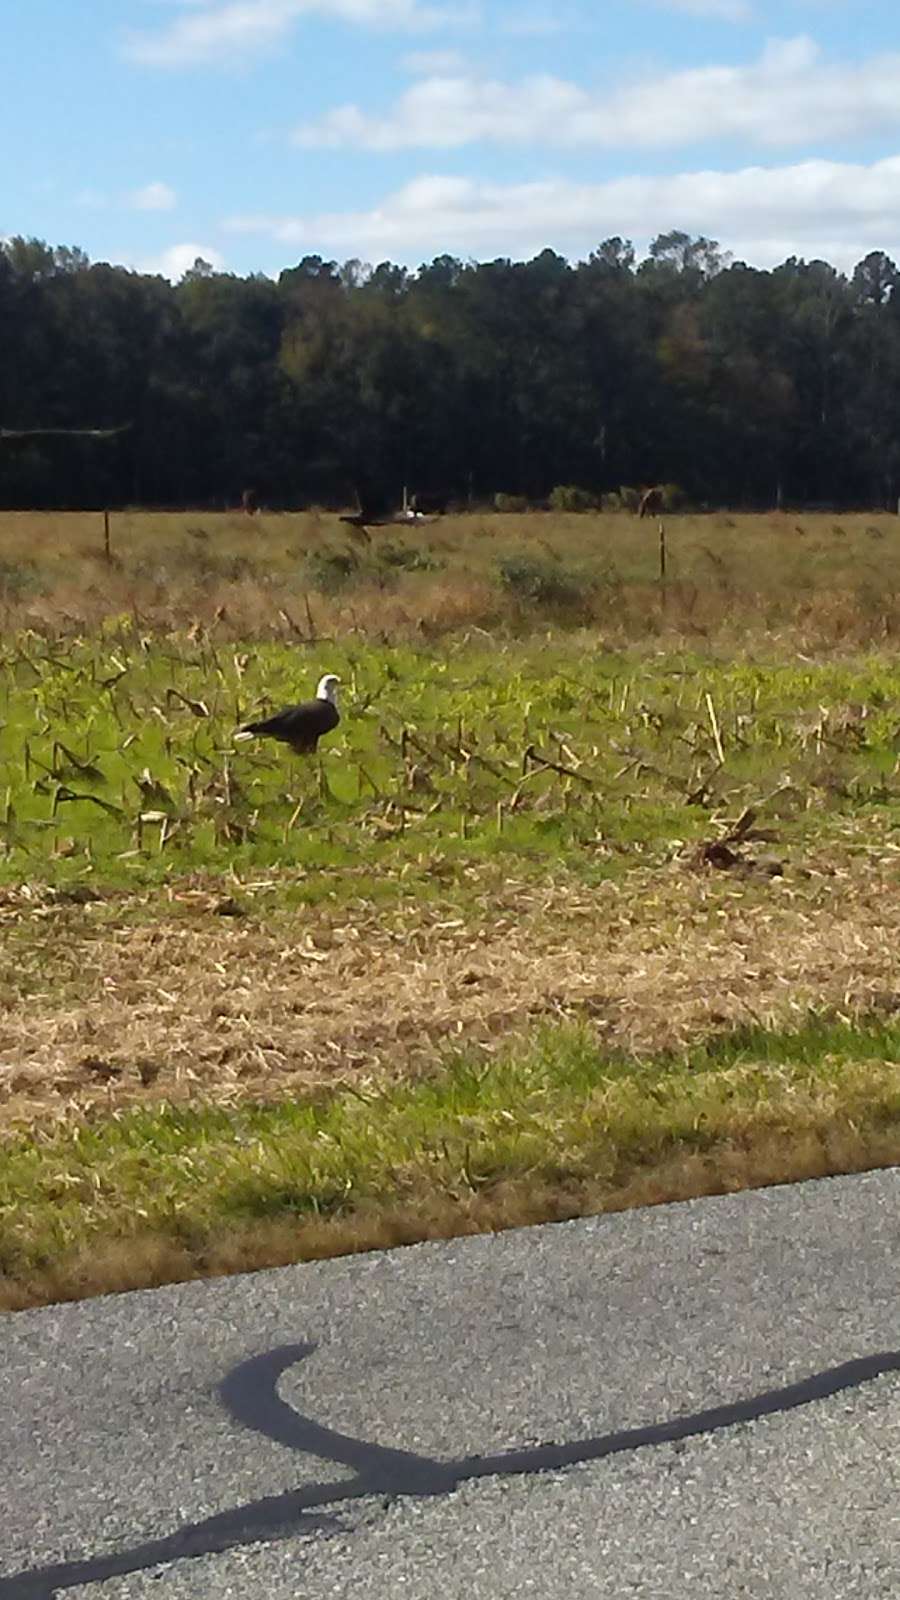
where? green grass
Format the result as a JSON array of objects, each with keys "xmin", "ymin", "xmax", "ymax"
[
  {"xmin": 2, "ymin": 1013, "xmax": 898, "ymax": 1309},
  {"xmin": 3, "ymin": 510, "xmax": 900, "ymax": 1310},
  {"xmin": 3, "ymin": 629, "xmax": 900, "ymax": 903}
]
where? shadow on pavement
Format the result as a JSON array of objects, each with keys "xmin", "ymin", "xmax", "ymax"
[{"xmin": 4, "ymin": 1343, "xmax": 898, "ymax": 1598}]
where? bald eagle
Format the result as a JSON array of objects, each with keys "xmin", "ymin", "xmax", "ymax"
[
  {"xmin": 339, "ymin": 483, "xmax": 395, "ymax": 529},
  {"xmin": 235, "ymin": 674, "xmax": 340, "ymax": 755}
]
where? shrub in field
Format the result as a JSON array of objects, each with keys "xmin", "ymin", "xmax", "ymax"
[
  {"xmin": 617, "ymin": 486, "xmax": 641, "ymax": 512},
  {"xmin": 548, "ymin": 485, "xmax": 599, "ymax": 513},
  {"xmin": 658, "ymin": 483, "xmax": 686, "ymax": 512},
  {"xmin": 494, "ymin": 493, "xmax": 530, "ymax": 514},
  {"xmin": 304, "ymin": 549, "xmax": 357, "ymax": 593},
  {"xmin": 497, "ymin": 553, "xmax": 591, "ymax": 611},
  {"xmin": 377, "ymin": 543, "xmax": 442, "ymax": 573},
  {"xmin": 203, "ymin": 553, "xmax": 258, "ymax": 582},
  {"xmin": 0, "ymin": 560, "xmax": 44, "ymax": 598},
  {"xmin": 128, "ymin": 548, "xmax": 259, "ymax": 586}
]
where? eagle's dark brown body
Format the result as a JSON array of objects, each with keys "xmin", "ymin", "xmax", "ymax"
[{"xmin": 238, "ymin": 674, "xmax": 340, "ymax": 755}]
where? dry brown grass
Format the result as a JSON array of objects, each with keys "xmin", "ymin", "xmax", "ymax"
[
  {"xmin": 4, "ymin": 823, "xmax": 900, "ymax": 1135},
  {"xmin": 2, "ymin": 507, "xmax": 900, "ymax": 646}
]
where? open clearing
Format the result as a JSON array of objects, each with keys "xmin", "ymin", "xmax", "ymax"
[{"xmin": 1, "ymin": 509, "xmax": 899, "ymax": 1307}]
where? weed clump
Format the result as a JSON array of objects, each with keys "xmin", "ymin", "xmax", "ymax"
[
  {"xmin": 658, "ymin": 483, "xmax": 686, "ymax": 512},
  {"xmin": 549, "ymin": 485, "xmax": 599, "ymax": 513},
  {"xmin": 497, "ymin": 553, "xmax": 592, "ymax": 612},
  {"xmin": 601, "ymin": 486, "xmax": 641, "ymax": 513},
  {"xmin": 0, "ymin": 559, "xmax": 44, "ymax": 599},
  {"xmin": 304, "ymin": 548, "xmax": 357, "ymax": 593},
  {"xmin": 378, "ymin": 543, "xmax": 442, "ymax": 573}
]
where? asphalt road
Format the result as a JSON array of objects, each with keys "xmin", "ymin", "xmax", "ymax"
[{"xmin": 1, "ymin": 1170, "xmax": 898, "ymax": 1599}]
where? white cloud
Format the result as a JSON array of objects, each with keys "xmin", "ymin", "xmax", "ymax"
[
  {"xmin": 125, "ymin": 0, "xmax": 476, "ymax": 68},
  {"xmin": 294, "ymin": 36, "xmax": 900, "ymax": 152},
  {"xmin": 294, "ymin": 72, "xmax": 584, "ymax": 149},
  {"xmin": 130, "ymin": 181, "xmax": 177, "ymax": 211},
  {"xmin": 401, "ymin": 47, "xmax": 467, "ymax": 72},
  {"xmin": 499, "ymin": 9, "xmax": 564, "ymax": 35},
  {"xmin": 650, "ymin": 0, "xmax": 751, "ymax": 19},
  {"xmin": 140, "ymin": 242, "xmax": 226, "ymax": 278},
  {"xmin": 225, "ymin": 153, "xmax": 900, "ymax": 271}
]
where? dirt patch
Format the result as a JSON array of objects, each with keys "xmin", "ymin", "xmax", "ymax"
[{"xmin": 3, "ymin": 839, "xmax": 900, "ymax": 1132}]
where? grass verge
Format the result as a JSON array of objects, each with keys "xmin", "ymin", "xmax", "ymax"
[{"xmin": 2, "ymin": 1014, "xmax": 898, "ymax": 1312}]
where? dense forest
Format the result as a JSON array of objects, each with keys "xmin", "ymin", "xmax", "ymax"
[{"xmin": 3, "ymin": 231, "xmax": 900, "ymax": 512}]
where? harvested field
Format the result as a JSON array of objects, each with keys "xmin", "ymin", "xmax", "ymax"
[
  {"xmin": 3, "ymin": 830, "xmax": 900, "ymax": 1133},
  {"xmin": 1, "ymin": 509, "xmax": 899, "ymax": 1307}
]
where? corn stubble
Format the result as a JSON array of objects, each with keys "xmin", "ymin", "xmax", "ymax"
[{"xmin": 1, "ymin": 508, "xmax": 900, "ymax": 1306}]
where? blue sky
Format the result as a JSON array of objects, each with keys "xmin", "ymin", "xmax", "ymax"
[{"xmin": 3, "ymin": 0, "xmax": 899, "ymax": 278}]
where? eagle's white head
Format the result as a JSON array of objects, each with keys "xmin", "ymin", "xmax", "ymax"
[{"xmin": 316, "ymin": 673, "xmax": 340, "ymax": 704}]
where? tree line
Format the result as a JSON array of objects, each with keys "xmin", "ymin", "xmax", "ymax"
[{"xmin": 3, "ymin": 231, "xmax": 900, "ymax": 512}]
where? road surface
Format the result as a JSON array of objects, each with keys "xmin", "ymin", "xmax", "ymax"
[{"xmin": 1, "ymin": 1170, "xmax": 898, "ymax": 1598}]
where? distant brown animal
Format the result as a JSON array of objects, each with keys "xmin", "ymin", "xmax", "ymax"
[
  {"xmin": 638, "ymin": 486, "xmax": 663, "ymax": 519},
  {"xmin": 241, "ymin": 487, "xmax": 259, "ymax": 516}
]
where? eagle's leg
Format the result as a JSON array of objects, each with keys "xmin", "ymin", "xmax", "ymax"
[{"xmin": 317, "ymin": 752, "xmax": 330, "ymax": 800}]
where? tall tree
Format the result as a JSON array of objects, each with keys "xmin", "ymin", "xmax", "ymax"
[{"xmin": 5, "ymin": 231, "xmax": 900, "ymax": 512}]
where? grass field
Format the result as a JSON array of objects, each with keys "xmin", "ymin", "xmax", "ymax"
[
  {"xmin": 1, "ymin": 508, "xmax": 899, "ymax": 1308},
  {"xmin": 2, "ymin": 504, "xmax": 900, "ymax": 642}
]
